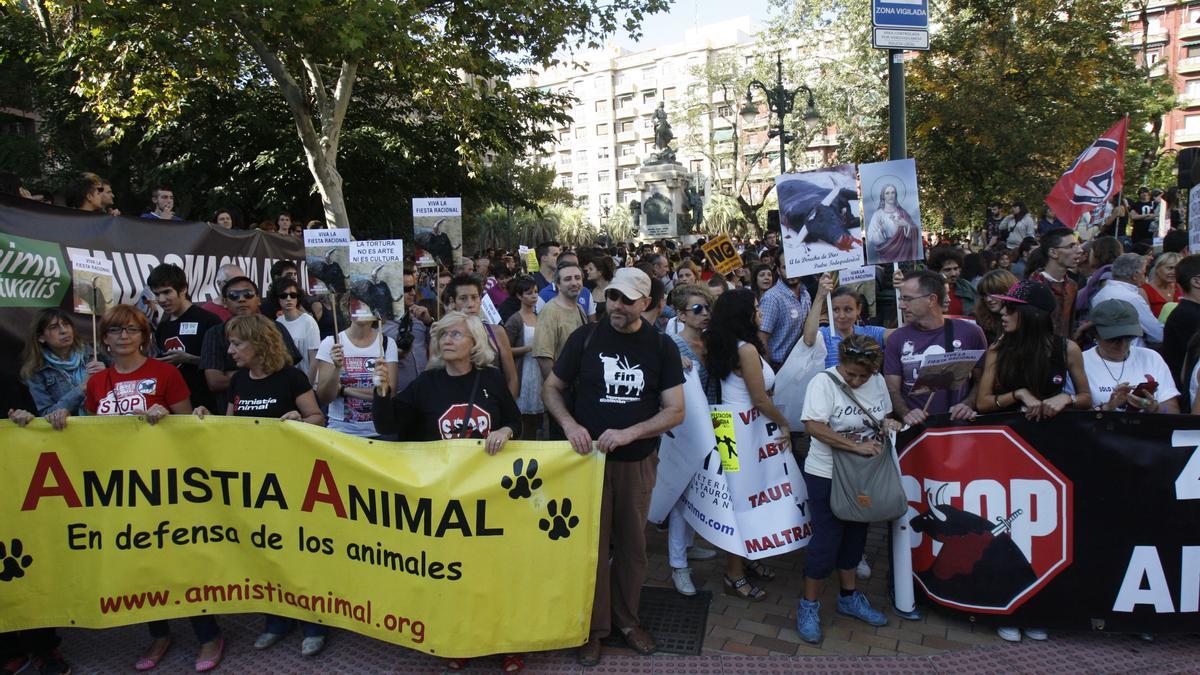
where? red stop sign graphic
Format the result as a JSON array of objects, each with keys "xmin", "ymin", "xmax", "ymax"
[
  {"xmin": 438, "ymin": 403, "xmax": 492, "ymax": 440},
  {"xmin": 898, "ymin": 426, "xmax": 1073, "ymax": 613}
]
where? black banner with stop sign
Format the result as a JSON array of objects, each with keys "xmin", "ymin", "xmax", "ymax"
[{"xmin": 897, "ymin": 411, "xmax": 1200, "ymax": 633}]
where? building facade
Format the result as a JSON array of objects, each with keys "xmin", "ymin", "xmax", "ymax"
[{"xmin": 1126, "ymin": 0, "xmax": 1200, "ymax": 148}]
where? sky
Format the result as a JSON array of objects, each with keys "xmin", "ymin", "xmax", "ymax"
[{"xmin": 611, "ymin": 0, "xmax": 775, "ymax": 51}]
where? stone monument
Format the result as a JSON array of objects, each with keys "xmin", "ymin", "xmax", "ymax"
[{"xmin": 632, "ymin": 101, "xmax": 702, "ymax": 240}]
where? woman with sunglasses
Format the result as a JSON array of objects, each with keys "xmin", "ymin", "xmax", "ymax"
[
  {"xmin": 371, "ymin": 311, "xmax": 521, "ymax": 672},
  {"xmin": 703, "ymin": 288, "xmax": 791, "ymax": 601},
  {"xmin": 802, "ymin": 272, "xmax": 893, "ymax": 368},
  {"xmin": 20, "ymin": 305, "xmax": 225, "ymax": 671},
  {"xmin": 314, "ymin": 295, "xmax": 399, "ymax": 438},
  {"xmin": 663, "ymin": 284, "xmax": 719, "ymax": 596},
  {"xmin": 271, "ymin": 277, "xmax": 321, "ymax": 381}
]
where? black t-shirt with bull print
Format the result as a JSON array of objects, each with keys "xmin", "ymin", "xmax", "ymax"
[
  {"xmin": 373, "ymin": 365, "xmax": 521, "ymax": 442},
  {"xmin": 554, "ymin": 319, "xmax": 684, "ymax": 461}
]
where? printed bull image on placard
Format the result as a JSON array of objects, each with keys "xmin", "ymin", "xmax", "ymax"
[{"xmin": 899, "ymin": 426, "xmax": 1073, "ymax": 614}]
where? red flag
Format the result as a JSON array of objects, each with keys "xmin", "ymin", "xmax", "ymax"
[{"xmin": 1044, "ymin": 118, "xmax": 1128, "ymax": 230}]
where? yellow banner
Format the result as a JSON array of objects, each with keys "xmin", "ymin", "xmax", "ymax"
[{"xmin": 0, "ymin": 417, "xmax": 603, "ymax": 657}]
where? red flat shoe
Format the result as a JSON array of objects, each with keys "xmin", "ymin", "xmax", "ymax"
[
  {"xmin": 194, "ymin": 637, "xmax": 224, "ymax": 672},
  {"xmin": 134, "ymin": 637, "xmax": 172, "ymax": 671},
  {"xmin": 445, "ymin": 657, "xmax": 470, "ymax": 671},
  {"xmin": 503, "ymin": 653, "xmax": 526, "ymax": 673}
]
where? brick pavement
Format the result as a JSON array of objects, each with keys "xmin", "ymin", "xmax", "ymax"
[{"xmin": 51, "ymin": 519, "xmax": 1200, "ymax": 673}]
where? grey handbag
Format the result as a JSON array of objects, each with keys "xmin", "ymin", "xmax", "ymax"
[{"xmin": 820, "ymin": 371, "xmax": 908, "ymax": 523}]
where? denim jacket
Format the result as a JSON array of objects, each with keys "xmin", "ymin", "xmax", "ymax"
[{"xmin": 24, "ymin": 348, "xmax": 102, "ymax": 416}]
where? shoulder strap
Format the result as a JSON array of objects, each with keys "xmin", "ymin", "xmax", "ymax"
[
  {"xmin": 943, "ymin": 319, "xmax": 955, "ymax": 352},
  {"xmin": 821, "ymin": 371, "xmax": 882, "ymax": 431},
  {"xmin": 459, "ymin": 368, "xmax": 483, "ymax": 439}
]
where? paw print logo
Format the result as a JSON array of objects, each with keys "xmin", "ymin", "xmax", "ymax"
[
  {"xmin": 500, "ymin": 458, "xmax": 542, "ymax": 499},
  {"xmin": 0, "ymin": 539, "xmax": 32, "ymax": 582},
  {"xmin": 538, "ymin": 499, "xmax": 579, "ymax": 541}
]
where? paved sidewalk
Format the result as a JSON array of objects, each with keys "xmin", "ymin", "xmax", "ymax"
[{"xmin": 54, "ymin": 522, "xmax": 1200, "ymax": 673}]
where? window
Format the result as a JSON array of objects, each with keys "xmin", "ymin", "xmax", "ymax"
[
  {"xmin": 1185, "ymin": 114, "xmax": 1200, "ymax": 132},
  {"xmin": 597, "ymin": 146, "xmax": 611, "ymax": 159},
  {"xmin": 644, "ymin": 142, "xmax": 655, "ymax": 154},
  {"xmin": 619, "ymin": 120, "xmax": 635, "ymax": 133},
  {"xmin": 642, "ymin": 90, "xmax": 657, "ymax": 104},
  {"xmin": 596, "ymin": 123, "xmax": 610, "ymax": 136},
  {"xmin": 641, "ymin": 66, "xmax": 656, "ymax": 80},
  {"xmin": 1188, "ymin": 45, "xmax": 1200, "ymax": 59},
  {"xmin": 1146, "ymin": 48, "xmax": 1161, "ymax": 66},
  {"xmin": 599, "ymin": 193, "xmax": 612, "ymax": 207},
  {"xmin": 558, "ymin": 130, "xmax": 569, "ymax": 142},
  {"xmin": 620, "ymin": 144, "xmax": 635, "ymax": 156},
  {"xmin": 617, "ymin": 94, "xmax": 633, "ymax": 108},
  {"xmin": 577, "ymin": 173, "xmax": 590, "ymax": 187},
  {"xmin": 572, "ymin": 80, "xmax": 583, "ymax": 93},
  {"xmin": 1187, "ymin": 79, "xmax": 1200, "ymax": 97},
  {"xmin": 1190, "ymin": 4, "xmax": 1200, "ymax": 23},
  {"xmin": 595, "ymin": 100, "xmax": 609, "ymax": 113},
  {"xmin": 598, "ymin": 170, "xmax": 611, "ymax": 184},
  {"xmin": 561, "ymin": 176, "xmax": 573, "ymax": 187},
  {"xmin": 663, "ymin": 87, "xmax": 677, "ymax": 100},
  {"xmin": 718, "ymin": 104, "xmax": 732, "ymax": 117},
  {"xmin": 575, "ymin": 149, "xmax": 587, "ymax": 165},
  {"xmin": 559, "ymin": 153, "xmax": 571, "ymax": 166},
  {"xmin": 622, "ymin": 168, "xmax": 637, "ymax": 180},
  {"xmin": 575, "ymin": 126, "xmax": 587, "ymax": 139},
  {"xmin": 642, "ymin": 117, "xmax": 653, "ymax": 129},
  {"xmin": 1146, "ymin": 15, "xmax": 1163, "ymax": 33},
  {"xmin": 616, "ymin": 72, "xmax": 628, "ymax": 86},
  {"xmin": 594, "ymin": 75, "xmax": 606, "ymax": 89}
]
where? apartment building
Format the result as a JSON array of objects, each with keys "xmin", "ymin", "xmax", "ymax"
[
  {"xmin": 512, "ymin": 17, "xmax": 838, "ymax": 231},
  {"xmin": 1125, "ymin": 0, "xmax": 1200, "ymax": 148}
]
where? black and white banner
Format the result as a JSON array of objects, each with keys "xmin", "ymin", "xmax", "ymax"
[{"xmin": 898, "ymin": 412, "xmax": 1200, "ymax": 633}]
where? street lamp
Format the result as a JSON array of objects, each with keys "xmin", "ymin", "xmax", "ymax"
[{"xmin": 740, "ymin": 52, "xmax": 820, "ymax": 175}]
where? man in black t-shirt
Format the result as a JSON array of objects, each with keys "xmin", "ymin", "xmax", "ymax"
[
  {"xmin": 543, "ymin": 267, "xmax": 684, "ymax": 666},
  {"xmin": 1129, "ymin": 187, "xmax": 1158, "ymax": 244},
  {"xmin": 1164, "ymin": 255, "xmax": 1200, "ymax": 401},
  {"xmin": 148, "ymin": 263, "xmax": 222, "ymax": 410}
]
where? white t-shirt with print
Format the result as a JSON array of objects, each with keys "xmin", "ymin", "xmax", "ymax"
[
  {"xmin": 316, "ymin": 331, "xmax": 399, "ymax": 436},
  {"xmin": 800, "ymin": 367, "xmax": 892, "ymax": 479},
  {"xmin": 1082, "ymin": 346, "xmax": 1179, "ymax": 410},
  {"xmin": 277, "ymin": 312, "xmax": 321, "ymax": 374}
]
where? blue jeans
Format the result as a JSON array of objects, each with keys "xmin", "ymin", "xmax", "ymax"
[
  {"xmin": 147, "ymin": 616, "xmax": 219, "ymax": 643},
  {"xmin": 264, "ymin": 615, "xmax": 328, "ymax": 638},
  {"xmin": 802, "ymin": 469, "xmax": 868, "ymax": 580}
]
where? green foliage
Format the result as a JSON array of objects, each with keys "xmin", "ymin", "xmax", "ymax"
[{"xmin": 771, "ymin": 0, "xmax": 1173, "ymax": 235}]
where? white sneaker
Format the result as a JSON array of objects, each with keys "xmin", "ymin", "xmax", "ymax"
[
  {"xmin": 996, "ymin": 626, "xmax": 1021, "ymax": 642},
  {"xmin": 856, "ymin": 555, "xmax": 871, "ymax": 580},
  {"xmin": 687, "ymin": 546, "xmax": 717, "ymax": 561},
  {"xmin": 1022, "ymin": 628, "xmax": 1048, "ymax": 641},
  {"xmin": 301, "ymin": 636, "xmax": 326, "ymax": 656},
  {"xmin": 671, "ymin": 567, "xmax": 697, "ymax": 596}
]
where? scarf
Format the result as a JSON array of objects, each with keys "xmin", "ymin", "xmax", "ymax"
[{"xmin": 43, "ymin": 348, "xmax": 87, "ymax": 387}]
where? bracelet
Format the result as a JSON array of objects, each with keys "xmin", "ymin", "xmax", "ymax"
[{"xmin": 994, "ymin": 394, "xmax": 1001, "ymax": 409}]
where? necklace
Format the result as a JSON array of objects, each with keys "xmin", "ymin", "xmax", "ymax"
[{"xmin": 1097, "ymin": 349, "xmax": 1126, "ymax": 384}]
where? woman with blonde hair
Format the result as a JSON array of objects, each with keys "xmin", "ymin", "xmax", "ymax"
[
  {"xmin": 1143, "ymin": 252, "xmax": 1182, "ymax": 318},
  {"xmin": 218, "ymin": 314, "xmax": 327, "ymax": 655},
  {"xmin": 371, "ymin": 311, "xmax": 521, "ymax": 671}
]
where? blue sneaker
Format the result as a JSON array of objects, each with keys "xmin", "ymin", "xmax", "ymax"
[
  {"xmin": 795, "ymin": 598, "xmax": 822, "ymax": 643},
  {"xmin": 837, "ymin": 591, "xmax": 888, "ymax": 627}
]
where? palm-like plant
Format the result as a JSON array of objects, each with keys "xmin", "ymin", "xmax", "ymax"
[{"xmin": 696, "ymin": 192, "xmax": 747, "ymax": 236}]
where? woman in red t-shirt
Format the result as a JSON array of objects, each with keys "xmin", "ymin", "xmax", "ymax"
[{"xmin": 80, "ymin": 305, "xmax": 224, "ymax": 672}]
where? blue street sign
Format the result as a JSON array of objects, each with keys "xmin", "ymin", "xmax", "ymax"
[{"xmin": 873, "ymin": 0, "xmax": 929, "ymax": 29}]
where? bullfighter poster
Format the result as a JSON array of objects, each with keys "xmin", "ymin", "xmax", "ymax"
[
  {"xmin": 861, "ymin": 159, "xmax": 924, "ymax": 265},
  {"xmin": 776, "ymin": 165, "xmax": 863, "ymax": 278},
  {"xmin": 412, "ymin": 198, "xmax": 462, "ymax": 269}
]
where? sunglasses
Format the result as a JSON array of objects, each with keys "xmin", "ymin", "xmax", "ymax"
[
  {"xmin": 277, "ymin": 292, "xmax": 299, "ymax": 300},
  {"xmin": 404, "ymin": 285, "xmax": 417, "ymax": 292},
  {"xmin": 688, "ymin": 303, "xmax": 710, "ymax": 315},
  {"xmin": 605, "ymin": 289, "xmax": 638, "ymax": 305},
  {"xmin": 226, "ymin": 289, "xmax": 256, "ymax": 300},
  {"xmin": 105, "ymin": 326, "xmax": 142, "ymax": 336},
  {"xmin": 842, "ymin": 344, "xmax": 873, "ymax": 356}
]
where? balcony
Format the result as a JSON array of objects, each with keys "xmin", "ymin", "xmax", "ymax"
[
  {"xmin": 615, "ymin": 105, "xmax": 637, "ymax": 119},
  {"xmin": 1181, "ymin": 22, "xmax": 1200, "ymax": 40},
  {"xmin": 1181, "ymin": 93, "xmax": 1200, "ymax": 109},
  {"xmin": 618, "ymin": 178, "xmax": 637, "ymax": 191},
  {"xmin": 618, "ymin": 153, "xmax": 638, "ymax": 166},
  {"xmin": 1182, "ymin": 57, "xmax": 1200, "ymax": 74},
  {"xmin": 1149, "ymin": 63, "xmax": 1168, "ymax": 78},
  {"xmin": 616, "ymin": 130, "xmax": 637, "ymax": 143},
  {"xmin": 1175, "ymin": 129, "xmax": 1200, "ymax": 144}
]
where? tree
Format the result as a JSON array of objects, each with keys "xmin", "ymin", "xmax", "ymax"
[
  {"xmin": 605, "ymin": 204, "xmax": 636, "ymax": 243},
  {"xmin": 770, "ymin": 0, "xmax": 1172, "ymax": 233},
  {"xmin": 59, "ymin": 0, "xmax": 669, "ymax": 230}
]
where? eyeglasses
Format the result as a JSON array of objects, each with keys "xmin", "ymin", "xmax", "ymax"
[
  {"xmin": 403, "ymin": 285, "xmax": 417, "ymax": 292},
  {"xmin": 105, "ymin": 326, "xmax": 142, "ymax": 336},
  {"xmin": 226, "ymin": 289, "xmax": 256, "ymax": 300},
  {"xmin": 277, "ymin": 292, "xmax": 299, "ymax": 300},
  {"xmin": 1054, "ymin": 242, "xmax": 1081, "ymax": 250},
  {"xmin": 442, "ymin": 329, "xmax": 468, "ymax": 341},
  {"xmin": 688, "ymin": 303, "xmax": 710, "ymax": 315},
  {"xmin": 842, "ymin": 344, "xmax": 874, "ymax": 356},
  {"xmin": 898, "ymin": 295, "xmax": 930, "ymax": 303},
  {"xmin": 605, "ymin": 289, "xmax": 638, "ymax": 305}
]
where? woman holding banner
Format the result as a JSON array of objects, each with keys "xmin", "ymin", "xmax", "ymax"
[
  {"xmin": 796, "ymin": 334, "xmax": 897, "ymax": 643},
  {"xmin": 704, "ymin": 288, "xmax": 790, "ymax": 601},
  {"xmin": 20, "ymin": 308, "xmax": 106, "ymax": 420},
  {"xmin": 371, "ymin": 311, "xmax": 521, "ymax": 672},
  {"xmin": 802, "ymin": 273, "xmax": 892, "ymax": 369},
  {"xmin": 217, "ymin": 314, "xmax": 329, "ymax": 655},
  {"xmin": 314, "ymin": 296, "xmax": 399, "ymax": 438},
  {"xmin": 18, "ymin": 305, "xmax": 226, "ymax": 671}
]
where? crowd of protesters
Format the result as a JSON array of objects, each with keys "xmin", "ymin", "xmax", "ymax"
[{"xmin": 2, "ymin": 173, "xmax": 1197, "ymax": 672}]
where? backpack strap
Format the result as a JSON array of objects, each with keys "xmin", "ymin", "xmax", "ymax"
[{"xmin": 943, "ymin": 319, "xmax": 955, "ymax": 353}]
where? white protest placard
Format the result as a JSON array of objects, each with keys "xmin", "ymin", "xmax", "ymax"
[
  {"xmin": 303, "ymin": 228, "xmax": 351, "ymax": 295},
  {"xmin": 70, "ymin": 255, "xmax": 113, "ymax": 316},
  {"xmin": 681, "ymin": 405, "xmax": 813, "ymax": 560},
  {"xmin": 912, "ymin": 349, "xmax": 985, "ymax": 396},
  {"xmin": 1189, "ymin": 189, "xmax": 1200, "ymax": 252},
  {"xmin": 350, "ymin": 239, "xmax": 403, "ymax": 263},
  {"xmin": 303, "ymin": 228, "xmax": 351, "ymax": 248},
  {"xmin": 837, "ymin": 264, "xmax": 876, "ymax": 286},
  {"xmin": 480, "ymin": 293, "xmax": 502, "ymax": 325},
  {"xmin": 413, "ymin": 197, "xmax": 463, "ymax": 268},
  {"xmin": 776, "ymin": 164, "xmax": 864, "ymax": 278},
  {"xmin": 649, "ymin": 371, "xmax": 714, "ymax": 524}
]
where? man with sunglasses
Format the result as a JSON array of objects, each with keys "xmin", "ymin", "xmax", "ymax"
[
  {"xmin": 543, "ymin": 266, "xmax": 685, "ymax": 666},
  {"xmin": 200, "ymin": 276, "xmax": 303, "ymax": 412},
  {"xmin": 147, "ymin": 263, "xmax": 222, "ymax": 411}
]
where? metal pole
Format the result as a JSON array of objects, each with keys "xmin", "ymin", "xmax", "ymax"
[
  {"xmin": 888, "ymin": 49, "xmax": 906, "ymax": 161},
  {"xmin": 777, "ymin": 54, "xmax": 788, "ymax": 175}
]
